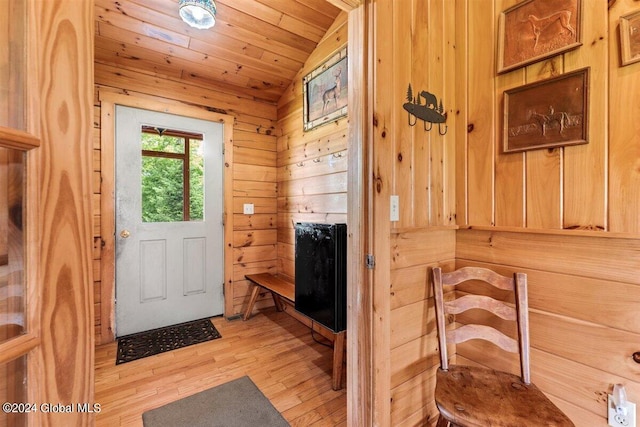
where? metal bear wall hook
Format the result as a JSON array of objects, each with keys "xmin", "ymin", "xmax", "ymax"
[{"xmin": 403, "ymin": 84, "xmax": 448, "ymax": 135}]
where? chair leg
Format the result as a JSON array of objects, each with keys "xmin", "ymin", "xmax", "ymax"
[{"xmin": 436, "ymin": 414, "xmax": 449, "ymax": 427}]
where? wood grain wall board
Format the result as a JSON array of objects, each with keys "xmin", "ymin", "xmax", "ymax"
[
  {"xmin": 233, "ymin": 145, "xmax": 277, "ymax": 167},
  {"xmin": 389, "ymin": 329, "xmax": 440, "ymax": 389},
  {"xmin": 277, "ymin": 172, "xmax": 347, "ymax": 198},
  {"xmin": 277, "ymin": 193, "xmax": 348, "ymax": 214},
  {"xmin": 233, "ymin": 229, "xmax": 278, "ymax": 248},
  {"xmin": 390, "ymin": 229, "xmax": 456, "ymax": 270},
  {"xmin": 233, "ymin": 213, "xmax": 277, "ymax": 231},
  {"xmin": 233, "ymin": 180, "xmax": 278, "ymax": 198},
  {"xmin": 389, "ymin": 364, "xmax": 439, "ymax": 427},
  {"xmin": 609, "ymin": 0, "xmax": 640, "ymax": 233},
  {"xmin": 95, "ymin": 63, "xmax": 278, "ymax": 120},
  {"xmin": 465, "ymin": 0, "xmax": 496, "ymax": 226},
  {"xmin": 526, "ymin": 148, "xmax": 562, "ymax": 228},
  {"xmin": 233, "ymin": 245, "xmax": 277, "ymax": 264},
  {"xmin": 233, "ymin": 197, "xmax": 277, "ymax": 214},
  {"xmin": 276, "ymin": 114, "xmax": 347, "ymax": 148},
  {"xmin": 562, "ymin": 0, "xmax": 607, "ymax": 231},
  {"xmin": 372, "ymin": 0, "xmax": 397, "ymax": 423},
  {"xmin": 494, "ymin": 0, "xmax": 525, "ymax": 227},
  {"xmin": 276, "ymin": 130, "xmax": 347, "ymax": 165},
  {"xmin": 390, "ymin": 261, "xmax": 455, "ymax": 311},
  {"xmin": 233, "ymin": 163, "xmax": 277, "ymax": 182},
  {"xmin": 456, "ymin": 229, "xmax": 640, "ymax": 285},
  {"xmin": 234, "ymin": 131, "xmax": 278, "ymax": 151},
  {"xmin": 35, "ymin": 0, "xmax": 95, "ymax": 423},
  {"xmin": 456, "ymin": 259, "xmax": 640, "ymax": 334},
  {"xmin": 233, "ymin": 260, "xmax": 278, "ymax": 282},
  {"xmin": 277, "ymin": 150, "xmax": 348, "ymax": 181},
  {"xmin": 390, "ymin": 298, "xmax": 436, "ymax": 350},
  {"xmin": 391, "ymin": 0, "xmax": 414, "ymax": 227}
]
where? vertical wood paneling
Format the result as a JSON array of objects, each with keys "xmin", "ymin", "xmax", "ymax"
[
  {"xmin": 609, "ymin": 0, "xmax": 640, "ymax": 233},
  {"xmin": 35, "ymin": 0, "xmax": 95, "ymax": 424},
  {"xmin": 562, "ymin": 0, "xmax": 607, "ymax": 231},
  {"xmin": 372, "ymin": 0, "xmax": 395, "ymax": 424},
  {"xmin": 466, "ymin": 0, "xmax": 495, "ymax": 226}
]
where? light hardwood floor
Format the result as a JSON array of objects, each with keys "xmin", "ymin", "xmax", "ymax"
[{"xmin": 95, "ymin": 309, "xmax": 346, "ymax": 426}]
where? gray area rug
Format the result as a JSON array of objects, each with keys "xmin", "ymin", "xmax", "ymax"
[{"xmin": 142, "ymin": 376, "xmax": 290, "ymax": 427}]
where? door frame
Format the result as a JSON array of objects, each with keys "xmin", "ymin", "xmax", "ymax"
[{"xmin": 99, "ymin": 92, "xmax": 234, "ymax": 343}]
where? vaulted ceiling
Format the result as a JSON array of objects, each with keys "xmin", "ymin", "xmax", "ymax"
[{"xmin": 94, "ymin": 0, "xmax": 345, "ymax": 104}]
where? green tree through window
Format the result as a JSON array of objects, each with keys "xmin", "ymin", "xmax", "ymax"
[{"xmin": 140, "ymin": 128, "xmax": 204, "ymax": 222}]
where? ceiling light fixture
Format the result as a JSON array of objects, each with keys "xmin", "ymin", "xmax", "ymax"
[{"xmin": 179, "ymin": 0, "xmax": 216, "ymax": 30}]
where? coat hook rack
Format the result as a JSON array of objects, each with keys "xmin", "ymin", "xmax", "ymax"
[{"xmin": 403, "ymin": 83, "xmax": 448, "ymax": 135}]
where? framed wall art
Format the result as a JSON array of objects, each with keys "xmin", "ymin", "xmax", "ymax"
[
  {"xmin": 503, "ymin": 68, "xmax": 589, "ymax": 153},
  {"xmin": 498, "ymin": 0, "xmax": 582, "ymax": 74},
  {"xmin": 620, "ymin": 9, "xmax": 640, "ymax": 66},
  {"xmin": 303, "ymin": 47, "xmax": 347, "ymax": 131}
]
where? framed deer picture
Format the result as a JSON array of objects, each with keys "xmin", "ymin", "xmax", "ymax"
[
  {"xmin": 503, "ymin": 68, "xmax": 589, "ymax": 153},
  {"xmin": 497, "ymin": 0, "xmax": 582, "ymax": 74},
  {"xmin": 303, "ymin": 47, "xmax": 348, "ymax": 131}
]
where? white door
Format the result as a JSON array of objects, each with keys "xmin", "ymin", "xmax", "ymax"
[{"xmin": 115, "ymin": 106, "xmax": 224, "ymax": 336}]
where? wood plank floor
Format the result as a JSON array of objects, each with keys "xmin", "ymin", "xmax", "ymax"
[{"xmin": 94, "ymin": 309, "xmax": 346, "ymax": 426}]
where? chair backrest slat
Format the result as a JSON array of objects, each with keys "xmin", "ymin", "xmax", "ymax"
[
  {"xmin": 445, "ymin": 295, "xmax": 517, "ymax": 320},
  {"xmin": 431, "ymin": 266, "xmax": 532, "ymax": 384},
  {"xmin": 448, "ymin": 324, "xmax": 519, "ymax": 353}
]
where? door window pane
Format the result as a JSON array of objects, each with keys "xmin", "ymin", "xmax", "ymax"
[
  {"xmin": 0, "ymin": 148, "xmax": 25, "ymax": 343},
  {"xmin": 189, "ymin": 139, "xmax": 204, "ymax": 221},
  {"xmin": 140, "ymin": 128, "xmax": 204, "ymax": 223}
]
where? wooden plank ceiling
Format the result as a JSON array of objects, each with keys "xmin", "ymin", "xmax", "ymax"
[{"xmin": 95, "ymin": 0, "xmax": 343, "ymax": 104}]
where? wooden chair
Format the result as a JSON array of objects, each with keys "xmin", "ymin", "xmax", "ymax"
[{"xmin": 431, "ymin": 266, "xmax": 574, "ymax": 427}]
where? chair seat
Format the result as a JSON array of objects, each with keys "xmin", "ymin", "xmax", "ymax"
[{"xmin": 435, "ymin": 365, "xmax": 574, "ymax": 427}]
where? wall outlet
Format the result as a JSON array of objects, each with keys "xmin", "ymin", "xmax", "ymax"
[
  {"xmin": 609, "ymin": 394, "xmax": 636, "ymax": 427},
  {"xmin": 243, "ymin": 203, "xmax": 254, "ymax": 215},
  {"xmin": 390, "ymin": 195, "xmax": 399, "ymax": 222}
]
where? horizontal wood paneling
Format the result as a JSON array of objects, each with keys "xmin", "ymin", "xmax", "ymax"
[
  {"xmin": 388, "ymin": 228, "xmax": 456, "ymax": 426},
  {"xmin": 456, "ymin": 228, "xmax": 640, "ymax": 424},
  {"xmin": 275, "ymin": 12, "xmax": 348, "ymax": 287}
]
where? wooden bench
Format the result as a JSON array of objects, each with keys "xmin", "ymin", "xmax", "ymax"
[{"xmin": 243, "ymin": 273, "xmax": 346, "ymax": 390}]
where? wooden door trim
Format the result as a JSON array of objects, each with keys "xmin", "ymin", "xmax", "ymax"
[
  {"xmin": 98, "ymin": 92, "xmax": 234, "ymax": 343},
  {"xmin": 346, "ymin": 3, "xmax": 373, "ymax": 425}
]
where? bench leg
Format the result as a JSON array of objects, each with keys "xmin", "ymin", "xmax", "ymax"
[
  {"xmin": 332, "ymin": 330, "xmax": 346, "ymax": 390},
  {"xmin": 271, "ymin": 292, "xmax": 284, "ymax": 312},
  {"xmin": 243, "ymin": 284, "xmax": 262, "ymax": 321}
]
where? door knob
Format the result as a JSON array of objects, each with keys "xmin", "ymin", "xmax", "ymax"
[{"xmin": 120, "ymin": 229, "xmax": 131, "ymax": 238}]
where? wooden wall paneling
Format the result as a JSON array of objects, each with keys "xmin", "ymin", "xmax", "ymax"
[
  {"xmin": 562, "ymin": 0, "xmax": 607, "ymax": 231},
  {"xmin": 466, "ymin": 0, "xmax": 495, "ymax": 226},
  {"xmin": 609, "ymin": 0, "xmax": 640, "ymax": 233},
  {"xmin": 443, "ymin": 0, "xmax": 457, "ymax": 228},
  {"xmin": 456, "ymin": 259, "xmax": 640, "ymax": 334},
  {"xmin": 390, "ymin": 365, "xmax": 439, "ymax": 426},
  {"xmin": 522, "ymin": 56, "xmax": 563, "ymax": 230},
  {"xmin": 95, "ymin": 64, "xmax": 277, "ymax": 120},
  {"xmin": 391, "ymin": 0, "xmax": 413, "ymax": 228},
  {"xmin": 34, "ymin": 1, "xmax": 95, "ymax": 424},
  {"xmin": 411, "ymin": 0, "xmax": 431, "ymax": 228},
  {"xmin": 372, "ymin": 0, "xmax": 394, "ymax": 423},
  {"xmin": 454, "ymin": 0, "xmax": 468, "ymax": 227},
  {"xmin": 456, "ymin": 228, "xmax": 640, "ymax": 424},
  {"xmin": 494, "ymin": 0, "xmax": 525, "ymax": 228},
  {"xmin": 426, "ymin": 0, "xmax": 445, "ymax": 227},
  {"xmin": 456, "ymin": 228, "xmax": 640, "ymax": 284}
]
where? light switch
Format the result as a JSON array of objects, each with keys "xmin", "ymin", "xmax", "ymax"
[
  {"xmin": 243, "ymin": 203, "xmax": 254, "ymax": 215},
  {"xmin": 390, "ymin": 195, "xmax": 399, "ymax": 222}
]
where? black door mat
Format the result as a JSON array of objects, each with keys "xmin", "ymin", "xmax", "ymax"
[{"xmin": 116, "ymin": 318, "xmax": 221, "ymax": 365}]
